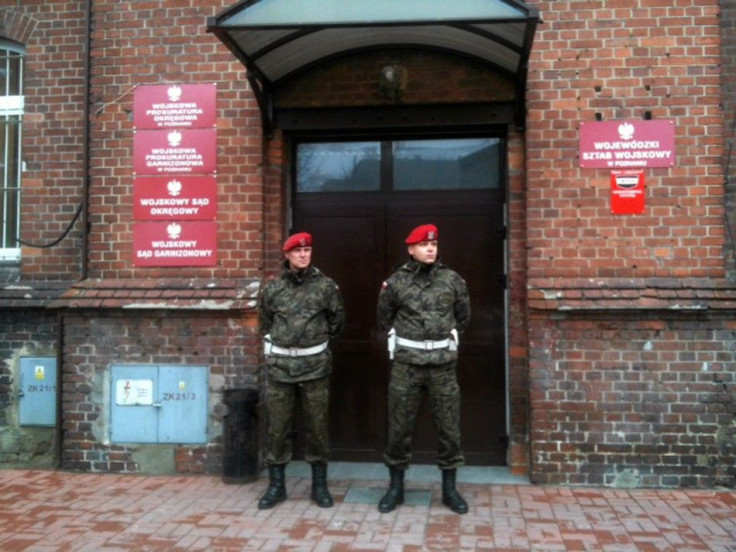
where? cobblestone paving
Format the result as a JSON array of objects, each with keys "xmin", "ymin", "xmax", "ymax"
[{"xmin": 0, "ymin": 470, "xmax": 734, "ymax": 551}]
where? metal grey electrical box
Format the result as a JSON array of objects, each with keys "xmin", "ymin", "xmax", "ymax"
[
  {"xmin": 19, "ymin": 357, "xmax": 57, "ymax": 426},
  {"xmin": 110, "ymin": 364, "xmax": 208, "ymax": 444}
]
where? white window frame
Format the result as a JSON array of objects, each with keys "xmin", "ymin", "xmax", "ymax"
[{"xmin": 0, "ymin": 40, "xmax": 23, "ymax": 262}]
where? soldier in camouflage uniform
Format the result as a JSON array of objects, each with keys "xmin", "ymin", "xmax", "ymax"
[
  {"xmin": 257, "ymin": 232, "xmax": 345, "ymax": 510},
  {"xmin": 376, "ymin": 224, "xmax": 471, "ymax": 514}
]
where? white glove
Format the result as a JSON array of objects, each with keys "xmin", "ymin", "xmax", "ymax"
[
  {"xmin": 449, "ymin": 328, "xmax": 459, "ymax": 351},
  {"xmin": 388, "ymin": 328, "xmax": 396, "ymax": 360}
]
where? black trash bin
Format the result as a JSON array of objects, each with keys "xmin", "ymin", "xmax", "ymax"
[{"xmin": 222, "ymin": 388, "xmax": 260, "ymax": 484}]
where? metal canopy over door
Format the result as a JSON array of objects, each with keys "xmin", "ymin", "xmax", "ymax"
[
  {"xmin": 293, "ymin": 137, "xmax": 507, "ymax": 465},
  {"xmin": 207, "ymin": 0, "xmax": 540, "ymax": 132}
]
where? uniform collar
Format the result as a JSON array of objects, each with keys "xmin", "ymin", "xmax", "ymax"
[{"xmin": 404, "ymin": 257, "xmax": 440, "ymax": 273}]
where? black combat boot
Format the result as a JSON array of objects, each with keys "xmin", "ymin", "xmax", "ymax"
[
  {"xmin": 378, "ymin": 467, "xmax": 405, "ymax": 513},
  {"xmin": 441, "ymin": 468, "xmax": 468, "ymax": 514},
  {"xmin": 310, "ymin": 462, "xmax": 334, "ymax": 508},
  {"xmin": 258, "ymin": 464, "xmax": 287, "ymax": 510}
]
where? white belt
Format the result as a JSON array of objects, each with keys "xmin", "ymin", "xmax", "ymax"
[
  {"xmin": 387, "ymin": 328, "xmax": 458, "ymax": 359},
  {"xmin": 265, "ymin": 338, "xmax": 328, "ymax": 357},
  {"xmin": 395, "ymin": 336, "xmax": 451, "ymax": 350}
]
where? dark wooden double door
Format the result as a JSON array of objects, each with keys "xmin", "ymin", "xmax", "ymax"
[{"xmin": 292, "ymin": 141, "xmax": 507, "ymax": 465}]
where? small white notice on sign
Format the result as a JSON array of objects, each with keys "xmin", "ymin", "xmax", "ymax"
[{"xmin": 115, "ymin": 379, "xmax": 154, "ymax": 406}]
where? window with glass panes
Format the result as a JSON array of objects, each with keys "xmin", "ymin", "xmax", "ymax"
[{"xmin": 0, "ymin": 41, "xmax": 23, "ymax": 262}]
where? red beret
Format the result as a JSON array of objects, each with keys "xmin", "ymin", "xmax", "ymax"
[
  {"xmin": 405, "ymin": 224, "xmax": 438, "ymax": 245},
  {"xmin": 282, "ymin": 232, "xmax": 313, "ymax": 252}
]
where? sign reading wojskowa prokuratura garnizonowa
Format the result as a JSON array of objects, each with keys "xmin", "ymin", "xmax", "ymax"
[{"xmin": 579, "ymin": 120, "xmax": 675, "ymax": 169}]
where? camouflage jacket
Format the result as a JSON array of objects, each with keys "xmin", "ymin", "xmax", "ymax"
[
  {"xmin": 377, "ymin": 258, "xmax": 471, "ymax": 365},
  {"xmin": 259, "ymin": 263, "xmax": 345, "ymax": 382}
]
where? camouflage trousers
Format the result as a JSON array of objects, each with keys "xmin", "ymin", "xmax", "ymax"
[
  {"xmin": 384, "ymin": 361, "xmax": 465, "ymax": 470},
  {"xmin": 264, "ymin": 376, "xmax": 330, "ymax": 466}
]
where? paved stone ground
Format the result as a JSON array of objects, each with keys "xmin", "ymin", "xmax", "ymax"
[{"xmin": 0, "ymin": 469, "xmax": 734, "ymax": 551}]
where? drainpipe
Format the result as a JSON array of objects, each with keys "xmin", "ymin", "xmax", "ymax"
[
  {"xmin": 53, "ymin": 310, "xmax": 63, "ymax": 468},
  {"xmin": 81, "ymin": 0, "xmax": 91, "ymax": 280},
  {"xmin": 54, "ymin": 0, "xmax": 92, "ymax": 469}
]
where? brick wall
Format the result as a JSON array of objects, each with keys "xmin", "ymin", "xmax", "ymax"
[
  {"xmin": 529, "ymin": 314, "xmax": 736, "ymax": 487},
  {"xmin": 85, "ymin": 1, "xmax": 263, "ymax": 279},
  {"xmin": 7, "ymin": 0, "xmax": 736, "ymax": 485},
  {"xmin": 721, "ymin": 0, "xmax": 736, "ymax": 279},
  {"xmin": 274, "ymin": 50, "xmax": 515, "ymax": 108},
  {"xmin": 61, "ymin": 312, "xmax": 259, "ymax": 474},
  {"xmin": 525, "ymin": 0, "xmax": 735, "ymax": 487},
  {"xmin": 526, "ymin": 1, "xmax": 724, "ymax": 281},
  {"xmin": 3, "ymin": 0, "xmax": 267, "ymax": 475},
  {"xmin": 507, "ymin": 129, "xmax": 531, "ymax": 475},
  {"xmin": 263, "ymin": 130, "xmax": 287, "ymax": 277},
  {"xmin": 7, "ymin": 1, "xmax": 267, "ymax": 279}
]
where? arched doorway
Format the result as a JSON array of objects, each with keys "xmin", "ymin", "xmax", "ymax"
[{"xmin": 293, "ymin": 136, "xmax": 508, "ymax": 465}]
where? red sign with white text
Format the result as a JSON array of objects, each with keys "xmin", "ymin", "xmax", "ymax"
[
  {"xmin": 580, "ymin": 120, "xmax": 675, "ymax": 168},
  {"xmin": 134, "ymin": 83, "xmax": 216, "ymax": 129},
  {"xmin": 134, "ymin": 128, "xmax": 217, "ymax": 175},
  {"xmin": 611, "ymin": 170, "xmax": 645, "ymax": 214},
  {"xmin": 134, "ymin": 176, "xmax": 217, "ymax": 221},
  {"xmin": 133, "ymin": 221, "xmax": 217, "ymax": 267}
]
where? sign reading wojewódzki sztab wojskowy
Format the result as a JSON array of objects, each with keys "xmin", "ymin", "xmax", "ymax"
[{"xmin": 579, "ymin": 120, "xmax": 675, "ymax": 169}]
